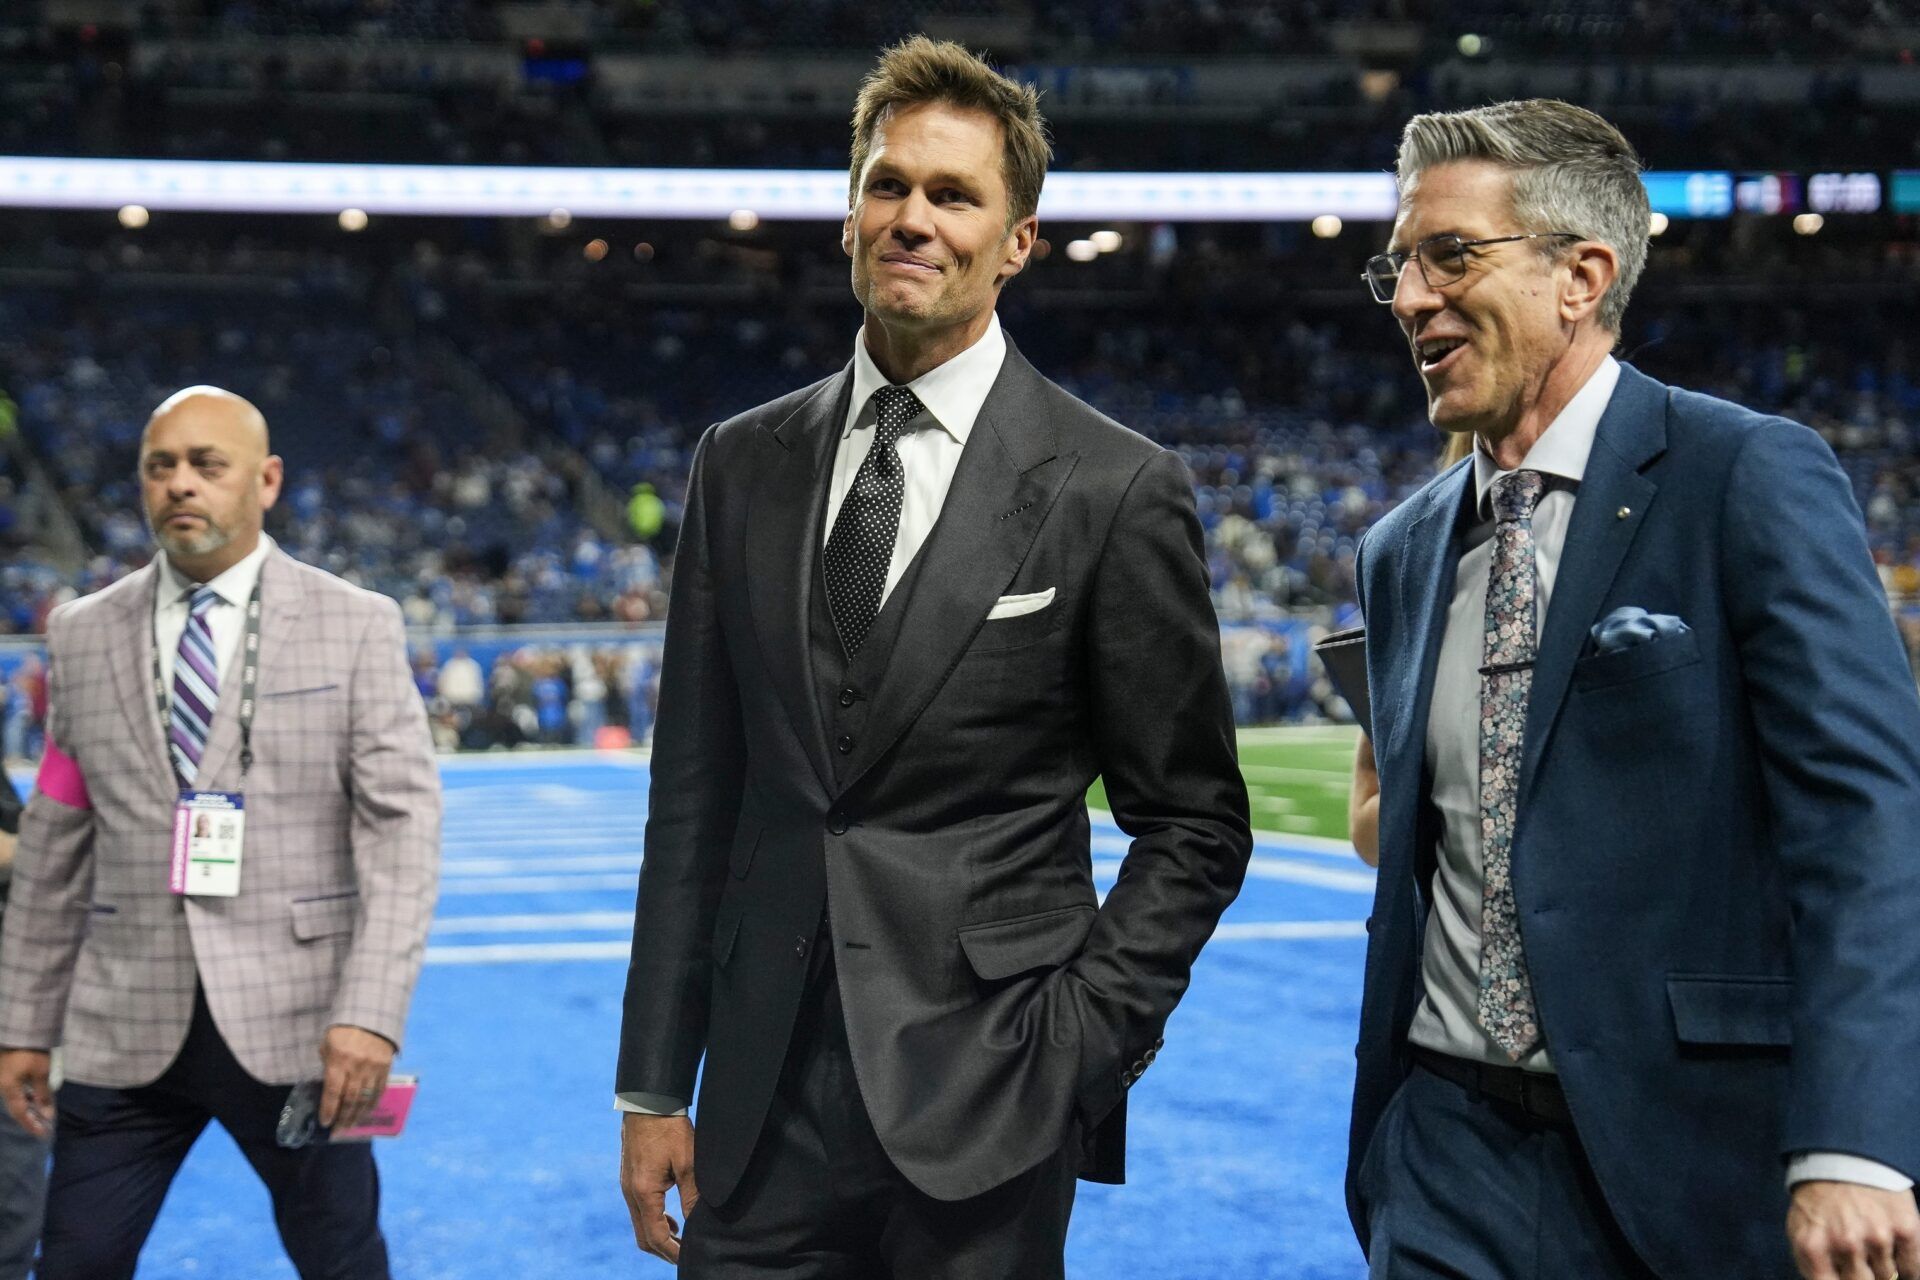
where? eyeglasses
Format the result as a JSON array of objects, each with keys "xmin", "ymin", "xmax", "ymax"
[{"xmin": 1362, "ymin": 232, "xmax": 1581, "ymax": 303}]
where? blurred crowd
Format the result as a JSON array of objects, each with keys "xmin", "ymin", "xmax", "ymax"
[
  {"xmin": 0, "ymin": 9, "xmax": 1914, "ymax": 172},
  {"xmin": 410, "ymin": 639, "xmax": 660, "ymax": 751},
  {"xmin": 94, "ymin": 0, "xmax": 1917, "ymax": 56}
]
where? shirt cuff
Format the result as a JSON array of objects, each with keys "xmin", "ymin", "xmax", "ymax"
[
  {"xmin": 614, "ymin": 1092, "xmax": 689, "ymax": 1117},
  {"xmin": 1786, "ymin": 1152, "xmax": 1916, "ymax": 1192}
]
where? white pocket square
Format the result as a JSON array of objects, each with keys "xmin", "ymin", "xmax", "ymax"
[{"xmin": 986, "ymin": 588, "xmax": 1056, "ymax": 621}]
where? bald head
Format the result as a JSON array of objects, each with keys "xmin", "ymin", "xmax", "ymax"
[
  {"xmin": 144, "ymin": 385, "xmax": 271, "ymax": 459},
  {"xmin": 140, "ymin": 385, "xmax": 283, "ymax": 581}
]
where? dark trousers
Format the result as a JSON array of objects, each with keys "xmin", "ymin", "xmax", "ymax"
[
  {"xmin": 1356, "ymin": 1062, "xmax": 1657, "ymax": 1280},
  {"xmin": 683, "ymin": 957, "xmax": 1080, "ymax": 1279},
  {"xmin": 37, "ymin": 989, "xmax": 388, "ymax": 1280}
]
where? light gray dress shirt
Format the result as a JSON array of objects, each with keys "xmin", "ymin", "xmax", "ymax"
[
  {"xmin": 1405, "ymin": 356, "xmax": 1906, "ymax": 1192},
  {"xmin": 616, "ymin": 316, "xmax": 1009, "ymax": 1118}
]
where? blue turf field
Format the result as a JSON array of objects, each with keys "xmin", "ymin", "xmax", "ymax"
[{"xmin": 115, "ymin": 752, "xmax": 1373, "ymax": 1278}]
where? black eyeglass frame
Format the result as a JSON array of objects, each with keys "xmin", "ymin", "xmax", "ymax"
[{"xmin": 1362, "ymin": 231, "xmax": 1582, "ymax": 303}]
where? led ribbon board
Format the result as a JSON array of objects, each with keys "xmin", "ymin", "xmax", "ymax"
[{"xmin": 0, "ymin": 156, "xmax": 1732, "ymax": 221}]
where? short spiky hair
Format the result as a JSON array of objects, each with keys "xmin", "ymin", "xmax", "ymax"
[
  {"xmin": 848, "ymin": 35, "xmax": 1051, "ymax": 226},
  {"xmin": 1397, "ymin": 99, "xmax": 1650, "ymax": 333}
]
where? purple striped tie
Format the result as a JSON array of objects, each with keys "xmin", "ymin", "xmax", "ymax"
[{"xmin": 169, "ymin": 586, "xmax": 222, "ymax": 786}]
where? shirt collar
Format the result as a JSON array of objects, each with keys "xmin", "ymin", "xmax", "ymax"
[
  {"xmin": 157, "ymin": 534, "xmax": 275, "ymax": 609},
  {"xmin": 845, "ymin": 312, "xmax": 1007, "ymax": 445},
  {"xmin": 1472, "ymin": 355, "xmax": 1620, "ymax": 517}
]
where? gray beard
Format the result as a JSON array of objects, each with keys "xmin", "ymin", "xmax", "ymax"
[{"xmin": 153, "ymin": 521, "xmax": 233, "ymax": 561}]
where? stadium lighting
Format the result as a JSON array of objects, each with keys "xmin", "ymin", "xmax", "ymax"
[
  {"xmin": 1793, "ymin": 213, "xmax": 1825, "ymax": 235},
  {"xmin": 0, "ymin": 157, "xmax": 1735, "ymax": 223},
  {"xmin": 1648, "ymin": 212, "xmax": 1670, "ymax": 235},
  {"xmin": 1089, "ymin": 229, "xmax": 1123, "ymax": 253},
  {"xmin": 338, "ymin": 208, "xmax": 369, "ymax": 232},
  {"xmin": 117, "ymin": 204, "xmax": 149, "ymax": 229},
  {"xmin": 728, "ymin": 209, "xmax": 761, "ymax": 231},
  {"xmin": 1065, "ymin": 239, "xmax": 1099, "ymax": 262},
  {"xmin": 1458, "ymin": 33, "xmax": 1486, "ymax": 56},
  {"xmin": 584, "ymin": 238, "xmax": 609, "ymax": 261},
  {"xmin": 1311, "ymin": 214, "xmax": 1343, "ymax": 239}
]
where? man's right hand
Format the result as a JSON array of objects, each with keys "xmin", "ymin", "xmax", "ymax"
[
  {"xmin": 0, "ymin": 1048, "xmax": 54, "ymax": 1139},
  {"xmin": 620, "ymin": 1112, "xmax": 699, "ymax": 1265}
]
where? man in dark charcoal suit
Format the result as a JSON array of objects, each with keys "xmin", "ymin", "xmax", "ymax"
[
  {"xmin": 1348, "ymin": 99, "xmax": 1920, "ymax": 1280},
  {"xmin": 613, "ymin": 36, "xmax": 1251, "ymax": 1279}
]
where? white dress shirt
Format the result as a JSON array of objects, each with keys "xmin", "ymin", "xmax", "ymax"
[
  {"xmin": 1406, "ymin": 356, "xmax": 1907, "ymax": 1192},
  {"xmin": 823, "ymin": 312, "xmax": 1007, "ymax": 600},
  {"xmin": 616, "ymin": 314, "xmax": 1009, "ymax": 1119},
  {"xmin": 153, "ymin": 535, "xmax": 275, "ymax": 714}
]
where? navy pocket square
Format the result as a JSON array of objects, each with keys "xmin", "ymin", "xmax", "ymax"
[{"xmin": 1591, "ymin": 606, "xmax": 1691, "ymax": 655}]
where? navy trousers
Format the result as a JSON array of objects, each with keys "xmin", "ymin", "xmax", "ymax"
[
  {"xmin": 682, "ymin": 955, "xmax": 1080, "ymax": 1279},
  {"xmin": 1356, "ymin": 1063, "xmax": 1660, "ymax": 1280},
  {"xmin": 37, "ymin": 989, "xmax": 388, "ymax": 1280}
]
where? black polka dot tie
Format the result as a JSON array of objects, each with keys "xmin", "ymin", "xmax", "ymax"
[{"xmin": 824, "ymin": 384, "xmax": 925, "ymax": 657}]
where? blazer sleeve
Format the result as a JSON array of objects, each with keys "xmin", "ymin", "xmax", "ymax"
[
  {"xmin": 616, "ymin": 425, "xmax": 746, "ymax": 1102},
  {"xmin": 0, "ymin": 613, "xmax": 99, "ymax": 1050},
  {"xmin": 1720, "ymin": 416, "xmax": 1920, "ymax": 1179},
  {"xmin": 330, "ymin": 596, "xmax": 443, "ymax": 1049},
  {"xmin": 1063, "ymin": 447, "xmax": 1253, "ymax": 1125}
]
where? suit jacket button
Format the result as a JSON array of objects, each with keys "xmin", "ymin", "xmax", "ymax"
[
  {"xmin": 828, "ymin": 812, "xmax": 849, "ymax": 835},
  {"xmin": 836, "ymin": 734, "xmax": 854, "ymax": 754},
  {"xmin": 838, "ymin": 687, "xmax": 857, "ymax": 708},
  {"xmin": 794, "ymin": 936, "xmax": 810, "ymax": 959}
]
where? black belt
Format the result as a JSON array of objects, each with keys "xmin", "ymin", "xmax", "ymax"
[{"xmin": 1411, "ymin": 1045, "xmax": 1575, "ymax": 1128}]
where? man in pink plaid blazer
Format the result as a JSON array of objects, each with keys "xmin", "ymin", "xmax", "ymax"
[{"xmin": 0, "ymin": 387, "xmax": 441, "ymax": 1280}]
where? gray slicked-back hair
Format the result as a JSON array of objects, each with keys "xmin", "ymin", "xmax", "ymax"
[{"xmin": 1396, "ymin": 99, "xmax": 1649, "ymax": 333}]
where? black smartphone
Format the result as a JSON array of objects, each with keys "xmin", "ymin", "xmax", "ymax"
[{"xmin": 275, "ymin": 1080, "xmax": 330, "ymax": 1149}]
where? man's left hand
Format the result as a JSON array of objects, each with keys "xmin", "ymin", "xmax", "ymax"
[
  {"xmin": 318, "ymin": 1025, "xmax": 395, "ymax": 1131},
  {"xmin": 1789, "ymin": 1180, "xmax": 1920, "ymax": 1280}
]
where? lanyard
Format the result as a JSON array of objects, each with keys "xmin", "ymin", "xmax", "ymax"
[{"xmin": 152, "ymin": 582, "xmax": 263, "ymax": 780}]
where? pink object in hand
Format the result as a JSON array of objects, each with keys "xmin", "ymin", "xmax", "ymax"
[
  {"xmin": 331, "ymin": 1077, "xmax": 419, "ymax": 1140},
  {"xmin": 35, "ymin": 738, "xmax": 90, "ymax": 811}
]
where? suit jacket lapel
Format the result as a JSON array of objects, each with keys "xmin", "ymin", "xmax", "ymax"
[
  {"xmin": 108, "ymin": 563, "xmax": 174, "ymax": 789},
  {"xmin": 839, "ymin": 345, "xmax": 1077, "ymax": 793},
  {"xmin": 1517, "ymin": 364, "xmax": 1667, "ymax": 803},
  {"xmin": 746, "ymin": 369, "xmax": 851, "ymax": 795},
  {"xmin": 1380, "ymin": 463, "xmax": 1472, "ymax": 876}
]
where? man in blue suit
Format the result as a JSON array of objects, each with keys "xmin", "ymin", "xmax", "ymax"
[{"xmin": 1348, "ymin": 99, "xmax": 1920, "ymax": 1280}]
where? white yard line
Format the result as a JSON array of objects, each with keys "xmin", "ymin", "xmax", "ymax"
[
  {"xmin": 424, "ymin": 920, "xmax": 1366, "ymax": 964},
  {"xmin": 1213, "ymin": 920, "xmax": 1366, "ymax": 940},
  {"xmin": 431, "ymin": 911, "xmax": 634, "ymax": 935},
  {"xmin": 440, "ymin": 854, "xmax": 640, "ymax": 875},
  {"xmin": 427, "ymin": 941, "xmax": 633, "ymax": 964},
  {"xmin": 437, "ymin": 874, "xmax": 639, "ymax": 895}
]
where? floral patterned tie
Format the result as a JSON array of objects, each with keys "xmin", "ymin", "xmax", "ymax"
[{"xmin": 1477, "ymin": 469, "xmax": 1547, "ymax": 1060}]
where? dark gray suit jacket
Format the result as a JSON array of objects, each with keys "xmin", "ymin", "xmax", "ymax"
[{"xmin": 617, "ymin": 337, "xmax": 1251, "ymax": 1207}]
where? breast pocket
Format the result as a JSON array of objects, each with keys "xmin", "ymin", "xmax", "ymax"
[
  {"xmin": 968, "ymin": 592, "xmax": 1068, "ymax": 655},
  {"xmin": 1572, "ymin": 630, "xmax": 1702, "ymax": 693}
]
